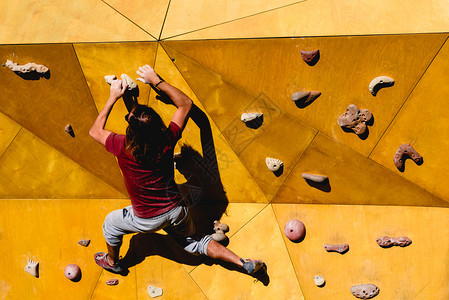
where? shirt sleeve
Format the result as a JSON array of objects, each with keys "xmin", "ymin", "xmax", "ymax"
[
  {"xmin": 167, "ymin": 122, "xmax": 182, "ymax": 146},
  {"xmin": 105, "ymin": 133, "xmax": 125, "ymax": 156}
]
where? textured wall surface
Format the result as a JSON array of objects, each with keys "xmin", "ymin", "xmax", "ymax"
[{"xmin": 1, "ymin": 1, "xmax": 448, "ymax": 299}]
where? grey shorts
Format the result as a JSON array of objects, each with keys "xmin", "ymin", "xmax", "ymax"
[{"xmin": 103, "ymin": 205, "xmax": 212, "ymax": 256}]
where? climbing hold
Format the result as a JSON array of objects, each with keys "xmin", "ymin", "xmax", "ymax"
[
  {"xmin": 241, "ymin": 113, "xmax": 263, "ymax": 123},
  {"xmin": 300, "ymin": 49, "xmax": 320, "ymax": 66},
  {"xmin": 104, "ymin": 75, "xmax": 117, "ymax": 85},
  {"xmin": 64, "ymin": 124, "xmax": 75, "ymax": 137},
  {"xmin": 323, "ymin": 244, "xmax": 349, "ymax": 254},
  {"xmin": 284, "ymin": 219, "xmax": 305, "ymax": 242},
  {"xmin": 351, "ymin": 284, "xmax": 380, "ymax": 299},
  {"xmin": 77, "ymin": 239, "xmax": 90, "ymax": 247},
  {"xmin": 147, "ymin": 285, "xmax": 163, "ymax": 298},
  {"xmin": 265, "ymin": 157, "xmax": 283, "ymax": 172},
  {"xmin": 120, "ymin": 74, "xmax": 137, "ymax": 90},
  {"xmin": 106, "ymin": 279, "xmax": 119, "ymax": 286},
  {"xmin": 211, "ymin": 220, "xmax": 229, "ymax": 242},
  {"xmin": 376, "ymin": 236, "xmax": 412, "ymax": 248},
  {"xmin": 291, "ymin": 91, "xmax": 321, "ymax": 107},
  {"xmin": 313, "ymin": 275, "xmax": 325, "ymax": 287},
  {"xmin": 393, "ymin": 144, "xmax": 423, "ymax": 172},
  {"xmin": 24, "ymin": 259, "xmax": 39, "ymax": 277},
  {"xmin": 64, "ymin": 264, "xmax": 81, "ymax": 281},
  {"xmin": 369, "ymin": 76, "xmax": 394, "ymax": 96},
  {"xmin": 301, "ymin": 173, "xmax": 328, "ymax": 183},
  {"xmin": 337, "ymin": 104, "xmax": 373, "ymax": 136},
  {"xmin": 5, "ymin": 60, "xmax": 49, "ymax": 73},
  {"xmin": 241, "ymin": 112, "xmax": 263, "ymax": 129}
]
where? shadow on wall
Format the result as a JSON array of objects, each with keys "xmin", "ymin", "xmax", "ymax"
[
  {"xmin": 175, "ymin": 104, "xmax": 229, "ymax": 236},
  {"xmin": 119, "ymin": 232, "xmax": 269, "ymax": 285}
]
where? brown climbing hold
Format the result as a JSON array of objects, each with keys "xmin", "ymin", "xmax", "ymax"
[
  {"xmin": 64, "ymin": 264, "xmax": 81, "ymax": 281},
  {"xmin": 300, "ymin": 49, "xmax": 320, "ymax": 66},
  {"xmin": 351, "ymin": 284, "xmax": 379, "ymax": 299},
  {"xmin": 323, "ymin": 243, "xmax": 349, "ymax": 254},
  {"xmin": 337, "ymin": 104, "xmax": 373, "ymax": 136},
  {"xmin": 291, "ymin": 91, "xmax": 321, "ymax": 107},
  {"xmin": 211, "ymin": 220, "xmax": 229, "ymax": 242},
  {"xmin": 376, "ymin": 236, "xmax": 412, "ymax": 248},
  {"xmin": 65, "ymin": 124, "xmax": 75, "ymax": 137},
  {"xmin": 393, "ymin": 144, "xmax": 423, "ymax": 172},
  {"xmin": 77, "ymin": 239, "xmax": 90, "ymax": 247},
  {"xmin": 106, "ymin": 279, "xmax": 119, "ymax": 286},
  {"xmin": 284, "ymin": 219, "xmax": 305, "ymax": 242}
]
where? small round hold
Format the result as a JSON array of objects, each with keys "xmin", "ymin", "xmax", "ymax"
[
  {"xmin": 64, "ymin": 264, "xmax": 81, "ymax": 281},
  {"xmin": 106, "ymin": 279, "xmax": 119, "ymax": 286},
  {"xmin": 1, "ymin": 63, "xmax": 4, "ymax": 67},
  {"xmin": 171, "ymin": 58, "xmax": 175, "ymax": 62},
  {"xmin": 313, "ymin": 275, "xmax": 325, "ymax": 287},
  {"xmin": 77, "ymin": 239, "xmax": 90, "ymax": 247},
  {"xmin": 284, "ymin": 219, "xmax": 305, "ymax": 242}
]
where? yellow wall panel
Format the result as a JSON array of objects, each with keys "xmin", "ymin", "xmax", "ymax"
[
  {"xmin": 166, "ymin": 0, "xmax": 449, "ymax": 40},
  {"xmin": 133, "ymin": 242, "xmax": 208, "ymax": 299},
  {"xmin": 161, "ymin": 0, "xmax": 298, "ymax": 39},
  {"xmin": 102, "ymin": 0, "xmax": 170, "ymax": 40},
  {"xmin": 190, "ymin": 204, "xmax": 304, "ymax": 299},
  {"xmin": 0, "ymin": 113, "xmax": 21, "ymax": 159},
  {"xmin": 0, "ymin": 199, "xmax": 130, "ymax": 300},
  {"xmin": 274, "ymin": 133, "xmax": 448, "ymax": 207},
  {"xmin": 370, "ymin": 40, "xmax": 449, "ymax": 202},
  {"xmin": 74, "ymin": 42, "xmax": 157, "ymax": 134},
  {"xmin": 273, "ymin": 204, "xmax": 449, "ymax": 299},
  {"xmin": 162, "ymin": 45, "xmax": 318, "ymax": 201},
  {"xmin": 0, "ymin": 0, "xmax": 151, "ymax": 43},
  {"xmin": 0, "ymin": 129, "xmax": 125, "ymax": 199},
  {"xmin": 152, "ymin": 46, "xmax": 269, "ymax": 204},
  {"xmin": 164, "ymin": 35, "xmax": 447, "ymax": 156},
  {"xmin": 0, "ymin": 44, "xmax": 127, "ymax": 194}
]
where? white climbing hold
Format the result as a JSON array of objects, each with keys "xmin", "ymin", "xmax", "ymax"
[
  {"xmin": 241, "ymin": 113, "xmax": 263, "ymax": 123},
  {"xmin": 369, "ymin": 76, "xmax": 394, "ymax": 96},
  {"xmin": 24, "ymin": 259, "xmax": 39, "ymax": 277},
  {"xmin": 120, "ymin": 74, "xmax": 137, "ymax": 90},
  {"xmin": 5, "ymin": 60, "xmax": 49, "ymax": 73},
  {"xmin": 266, "ymin": 157, "xmax": 283, "ymax": 172},
  {"xmin": 147, "ymin": 285, "xmax": 163, "ymax": 298},
  {"xmin": 302, "ymin": 173, "xmax": 328, "ymax": 183},
  {"xmin": 313, "ymin": 275, "xmax": 325, "ymax": 287},
  {"xmin": 104, "ymin": 75, "xmax": 117, "ymax": 84}
]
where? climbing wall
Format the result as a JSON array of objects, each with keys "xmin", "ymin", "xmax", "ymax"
[{"xmin": 1, "ymin": 1, "xmax": 449, "ymax": 299}]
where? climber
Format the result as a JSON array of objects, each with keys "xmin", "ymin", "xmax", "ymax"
[{"xmin": 89, "ymin": 64, "xmax": 265, "ymax": 275}]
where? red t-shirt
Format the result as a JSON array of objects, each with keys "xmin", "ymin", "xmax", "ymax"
[{"xmin": 106, "ymin": 122, "xmax": 183, "ymax": 218}]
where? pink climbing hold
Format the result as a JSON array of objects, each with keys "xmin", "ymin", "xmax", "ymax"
[
  {"xmin": 64, "ymin": 264, "xmax": 81, "ymax": 281},
  {"xmin": 284, "ymin": 219, "xmax": 306, "ymax": 242},
  {"xmin": 106, "ymin": 279, "xmax": 119, "ymax": 286}
]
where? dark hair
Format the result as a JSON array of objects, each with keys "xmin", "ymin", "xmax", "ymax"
[{"xmin": 125, "ymin": 105, "xmax": 168, "ymax": 164}]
